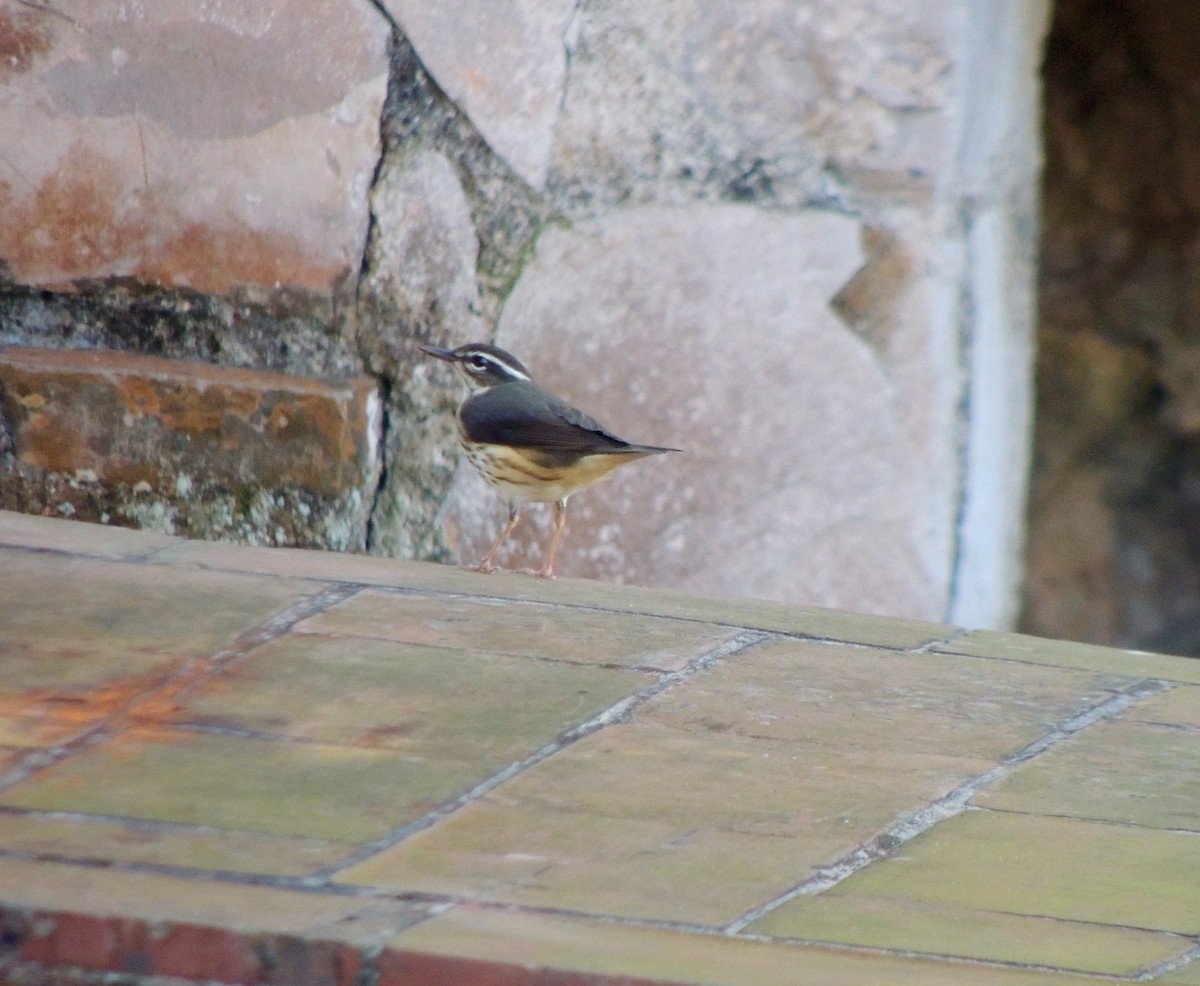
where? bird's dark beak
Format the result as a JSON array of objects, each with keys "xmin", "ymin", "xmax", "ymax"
[{"xmin": 418, "ymin": 344, "xmax": 457, "ymax": 362}]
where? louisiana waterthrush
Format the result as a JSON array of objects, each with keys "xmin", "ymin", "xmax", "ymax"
[{"xmin": 420, "ymin": 342, "xmax": 679, "ymax": 578}]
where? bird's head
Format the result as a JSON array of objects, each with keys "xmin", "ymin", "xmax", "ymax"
[{"xmin": 419, "ymin": 342, "xmax": 534, "ymax": 392}]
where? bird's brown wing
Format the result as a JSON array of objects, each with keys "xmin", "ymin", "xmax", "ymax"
[{"xmin": 460, "ymin": 382, "xmax": 673, "ymax": 462}]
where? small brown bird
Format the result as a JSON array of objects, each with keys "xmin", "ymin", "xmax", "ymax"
[{"xmin": 420, "ymin": 341, "xmax": 678, "ymax": 578}]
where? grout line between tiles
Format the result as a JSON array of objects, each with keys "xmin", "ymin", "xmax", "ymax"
[
  {"xmin": 977, "ymin": 804, "xmax": 1200, "ymax": 838},
  {"xmin": 722, "ymin": 676, "xmax": 1177, "ymax": 934},
  {"xmin": 1137, "ymin": 939, "xmax": 1200, "ymax": 981},
  {"xmin": 307, "ymin": 629, "xmax": 771, "ymax": 879}
]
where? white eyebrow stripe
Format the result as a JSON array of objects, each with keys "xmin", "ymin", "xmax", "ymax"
[{"xmin": 474, "ymin": 353, "xmax": 531, "ymax": 381}]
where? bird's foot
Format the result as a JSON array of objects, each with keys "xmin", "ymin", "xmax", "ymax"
[
  {"xmin": 466, "ymin": 560, "xmax": 499, "ymax": 574},
  {"xmin": 507, "ymin": 565, "xmax": 555, "ymax": 579}
]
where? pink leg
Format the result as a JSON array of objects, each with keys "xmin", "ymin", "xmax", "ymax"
[
  {"xmin": 473, "ymin": 502, "xmax": 520, "ymax": 573},
  {"xmin": 534, "ymin": 499, "xmax": 568, "ymax": 579}
]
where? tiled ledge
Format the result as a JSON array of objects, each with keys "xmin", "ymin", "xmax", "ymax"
[{"xmin": 0, "ymin": 511, "xmax": 1197, "ymax": 985}]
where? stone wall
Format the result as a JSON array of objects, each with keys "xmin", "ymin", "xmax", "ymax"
[
  {"xmin": 1025, "ymin": 0, "xmax": 1200, "ymax": 654},
  {"xmin": 0, "ymin": 0, "xmax": 1050, "ymax": 624}
]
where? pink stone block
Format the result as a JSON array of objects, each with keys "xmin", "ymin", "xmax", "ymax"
[{"xmin": 0, "ymin": 0, "xmax": 389, "ymax": 296}]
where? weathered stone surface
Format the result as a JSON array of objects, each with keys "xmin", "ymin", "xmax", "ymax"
[
  {"xmin": 356, "ymin": 150, "xmax": 484, "ymax": 561},
  {"xmin": 0, "ymin": 346, "xmax": 380, "ymax": 548},
  {"xmin": 549, "ymin": 0, "xmax": 951, "ymax": 210},
  {"xmin": 439, "ymin": 206, "xmax": 943, "ymax": 618},
  {"xmin": 381, "ymin": 0, "xmax": 575, "ymax": 190},
  {"xmin": 363, "ymin": 150, "xmax": 488, "ymax": 353},
  {"xmin": 356, "ymin": 38, "xmax": 558, "ymax": 561},
  {"xmin": 0, "ymin": 0, "xmax": 389, "ymax": 295},
  {"xmin": 0, "ymin": 0, "xmax": 1052, "ymax": 633}
]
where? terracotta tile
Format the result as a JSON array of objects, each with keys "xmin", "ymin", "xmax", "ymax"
[
  {"xmin": 169, "ymin": 632, "xmax": 651, "ymax": 760},
  {"xmin": 975, "ymin": 719, "xmax": 1200, "ymax": 830},
  {"xmin": 153, "ymin": 535, "xmax": 412, "ymax": 585},
  {"xmin": 0, "ymin": 810, "xmax": 345, "ymax": 876},
  {"xmin": 296, "ymin": 589, "xmax": 741, "ymax": 670},
  {"xmin": 336, "ymin": 720, "xmax": 992, "ymax": 924},
  {"xmin": 343, "ymin": 638, "xmax": 1128, "ymax": 924},
  {"xmin": 933, "ymin": 630, "xmax": 1200, "ymax": 684},
  {"xmin": 826, "ymin": 810, "xmax": 1200, "ymax": 934},
  {"xmin": 0, "ymin": 548, "xmax": 319, "ymax": 743},
  {"xmin": 156, "ymin": 535, "xmax": 953, "ymax": 649},
  {"xmin": 0, "ymin": 548, "xmax": 316, "ymax": 679},
  {"xmin": 639, "ymin": 637, "xmax": 1130, "ymax": 762},
  {"xmin": 750, "ymin": 893, "xmax": 1186, "ymax": 975},
  {"xmin": 382, "ymin": 903, "xmax": 1111, "ymax": 986},
  {"xmin": 340, "ymin": 790, "xmax": 846, "ymax": 923},
  {"xmin": 610, "ymin": 598, "xmax": 957, "ymax": 652},
  {"xmin": 0, "ymin": 510, "xmax": 176, "ymax": 559},
  {"xmin": 0, "ymin": 726, "xmax": 485, "ymax": 843}
]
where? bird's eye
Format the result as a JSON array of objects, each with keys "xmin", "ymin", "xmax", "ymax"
[{"xmin": 467, "ymin": 355, "xmax": 489, "ymax": 371}]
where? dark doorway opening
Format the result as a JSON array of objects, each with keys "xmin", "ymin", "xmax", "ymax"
[{"xmin": 1025, "ymin": 0, "xmax": 1200, "ymax": 654}]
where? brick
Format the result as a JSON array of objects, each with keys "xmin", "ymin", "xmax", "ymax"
[
  {"xmin": 11, "ymin": 909, "xmax": 362, "ymax": 984},
  {"xmin": 19, "ymin": 912, "xmax": 145, "ymax": 971},
  {"xmin": 137, "ymin": 923, "xmax": 263, "ymax": 982},
  {"xmin": 0, "ymin": 347, "xmax": 380, "ymax": 499}
]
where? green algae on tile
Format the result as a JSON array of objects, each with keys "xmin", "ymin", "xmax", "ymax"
[
  {"xmin": 336, "ymin": 719, "xmax": 991, "ymax": 925},
  {"xmin": 1128, "ymin": 684, "xmax": 1200, "ymax": 728},
  {"xmin": 339, "ymin": 791, "xmax": 849, "ymax": 924},
  {"xmin": 1159, "ymin": 955, "xmax": 1200, "ymax": 985},
  {"xmin": 0, "ymin": 548, "xmax": 327, "ymax": 745},
  {"xmin": 296, "ymin": 590, "xmax": 740, "ymax": 671},
  {"xmin": 827, "ymin": 809, "xmax": 1200, "ymax": 934},
  {"xmin": 387, "ymin": 903, "xmax": 1117, "ymax": 986},
  {"xmin": 0, "ymin": 810, "xmax": 345, "ymax": 876},
  {"xmin": 170, "ymin": 632, "xmax": 651, "ymax": 763},
  {"xmin": 0, "ymin": 856, "xmax": 375, "ymax": 934},
  {"xmin": 0, "ymin": 548, "xmax": 318, "ymax": 690},
  {"xmin": 0, "ymin": 727, "xmax": 487, "ymax": 843},
  {"xmin": 639, "ymin": 636, "xmax": 1131, "ymax": 763},
  {"xmin": 749, "ymin": 893, "xmax": 1186, "ymax": 975},
  {"xmin": 933, "ymin": 629, "xmax": 1200, "ymax": 683},
  {"xmin": 974, "ymin": 719, "xmax": 1200, "ymax": 831}
]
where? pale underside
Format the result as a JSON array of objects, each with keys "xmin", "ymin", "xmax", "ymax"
[{"xmin": 463, "ymin": 442, "xmax": 661, "ymax": 504}]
